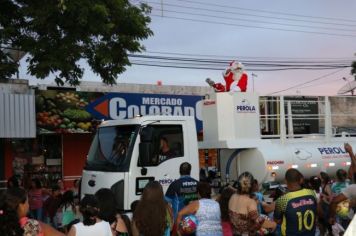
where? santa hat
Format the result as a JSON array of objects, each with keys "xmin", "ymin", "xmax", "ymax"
[{"xmin": 229, "ymin": 61, "xmax": 244, "ymax": 71}]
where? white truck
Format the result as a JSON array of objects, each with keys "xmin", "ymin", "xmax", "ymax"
[{"xmin": 81, "ymin": 92, "xmax": 356, "ymax": 211}]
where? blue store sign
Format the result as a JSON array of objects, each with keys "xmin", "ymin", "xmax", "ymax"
[{"xmin": 86, "ymin": 93, "xmax": 204, "ymax": 131}]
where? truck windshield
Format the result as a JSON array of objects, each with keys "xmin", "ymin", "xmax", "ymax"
[{"xmin": 85, "ymin": 125, "xmax": 139, "ymax": 172}]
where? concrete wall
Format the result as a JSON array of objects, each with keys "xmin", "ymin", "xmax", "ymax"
[
  {"xmin": 330, "ymin": 96, "xmax": 356, "ymax": 130},
  {"xmin": 0, "ymin": 79, "xmax": 32, "ymax": 94},
  {"xmin": 38, "ymin": 81, "xmax": 214, "ymax": 96}
]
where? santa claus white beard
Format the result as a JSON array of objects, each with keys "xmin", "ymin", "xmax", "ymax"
[{"xmin": 232, "ymin": 71, "xmax": 243, "ymax": 81}]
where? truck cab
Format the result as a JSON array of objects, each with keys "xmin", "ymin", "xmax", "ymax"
[{"xmin": 81, "ymin": 116, "xmax": 199, "ymax": 211}]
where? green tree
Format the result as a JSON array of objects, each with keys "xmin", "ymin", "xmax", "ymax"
[
  {"xmin": 352, "ymin": 61, "xmax": 356, "ymax": 80},
  {"xmin": 0, "ymin": 49, "xmax": 19, "ymax": 78},
  {"xmin": 0, "ymin": 0, "xmax": 152, "ymax": 85}
]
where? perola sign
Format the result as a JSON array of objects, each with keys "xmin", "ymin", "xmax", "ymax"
[
  {"xmin": 317, "ymin": 146, "xmax": 350, "ymax": 159},
  {"xmin": 236, "ymin": 99, "xmax": 257, "ymax": 113},
  {"xmin": 318, "ymin": 147, "xmax": 346, "ymax": 155},
  {"xmin": 86, "ymin": 93, "xmax": 204, "ymax": 131}
]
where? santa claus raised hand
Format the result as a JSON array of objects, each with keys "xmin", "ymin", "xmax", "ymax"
[{"xmin": 206, "ymin": 60, "xmax": 248, "ymax": 92}]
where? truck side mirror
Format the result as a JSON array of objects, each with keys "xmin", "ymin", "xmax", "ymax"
[
  {"xmin": 139, "ymin": 142, "xmax": 153, "ymax": 167},
  {"xmin": 140, "ymin": 126, "xmax": 154, "ymax": 142}
]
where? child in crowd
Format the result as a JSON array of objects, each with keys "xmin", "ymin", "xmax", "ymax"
[
  {"xmin": 60, "ymin": 190, "xmax": 77, "ymax": 233},
  {"xmin": 43, "ymin": 185, "xmax": 62, "ymax": 227}
]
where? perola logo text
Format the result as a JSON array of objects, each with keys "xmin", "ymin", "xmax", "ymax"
[{"xmin": 236, "ymin": 99, "xmax": 256, "ymax": 113}]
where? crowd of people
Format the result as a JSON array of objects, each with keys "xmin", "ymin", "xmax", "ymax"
[
  {"xmin": 1, "ymin": 143, "xmax": 356, "ymax": 236},
  {"xmin": 1, "ymin": 176, "xmax": 131, "ymax": 236}
]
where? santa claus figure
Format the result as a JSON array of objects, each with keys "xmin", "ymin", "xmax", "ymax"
[{"xmin": 207, "ymin": 61, "xmax": 248, "ymax": 92}]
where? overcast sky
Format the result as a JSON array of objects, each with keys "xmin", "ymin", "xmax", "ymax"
[{"xmin": 22, "ymin": 0, "xmax": 356, "ymax": 96}]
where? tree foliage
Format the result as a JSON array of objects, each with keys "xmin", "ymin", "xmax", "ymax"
[
  {"xmin": 0, "ymin": 49, "xmax": 19, "ymax": 78},
  {"xmin": 352, "ymin": 61, "xmax": 356, "ymax": 80},
  {"xmin": 0, "ymin": 0, "xmax": 152, "ymax": 85}
]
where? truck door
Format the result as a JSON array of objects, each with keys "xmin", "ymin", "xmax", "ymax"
[{"xmin": 128, "ymin": 122, "xmax": 189, "ymax": 208}]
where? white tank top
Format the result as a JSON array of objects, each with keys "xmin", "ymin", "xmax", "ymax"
[
  {"xmin": 73, "ymin": 221, "xmax": 112, "ymax": 236},
  {"xmin": 195, "ymin": 199, "xmax": 223, "ymax": 236}
]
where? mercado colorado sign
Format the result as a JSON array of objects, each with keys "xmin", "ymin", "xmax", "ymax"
[{"xmin": 35, "ymin": 90, "xmax": 204, "ymax": 133}]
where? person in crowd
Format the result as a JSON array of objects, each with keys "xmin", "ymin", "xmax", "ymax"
[
  {"xmin": 176, "ymin": 181, "xmax": 222, "ymax": 236},
  {"xmin": 320, "ymin": 171, "xmax": 331, "ymax": 191},
  {"xmin": 331, "ymin": 169, "xmax": 351, "ymax": 229},
  {"xmin": 132, "ymin": 181, "xmax": 173, "ymax": 236},
  {"xmin": 43, "ymin": 185, "xmax": 62, "ymax": 227},
  {"xmin": 229, "ymin": 172, "xmax": 276, "ymax": 235},
  {"xmin": 95, "ymin": 188, "xmax": 129, "ymax": 235},
  {"xmin": 67, "ymin": 195, "xmax": 112, "ymax": 236},
  {"xmin": 200, "ymin": 168, "xmax": 208, "ymax": 182},
  {"xmin": 60, "ymin": 190, "xmax": 77, "ymax": 232},
  {"xmin": 131, "ymin": 200, "xmax": 140, "ymax": 213},
  {"xmin": 165, "ymin": 162, "xmax": 198, "ymax": 220},
  {"xmin": 7, "ymin": 175, "xmax": 20, "ymax": 189},
  {"xmin": 252, "ymin": 179, "xmax": 275, "ymax": 216},
  {"xmin": 344, "ymin": 143, "xmax": 356, "ymax": 183},
  {"xmin": 271, "ymin": 185, "xmax": 287, "ymax": 202},
  {"xmin": 119, "ymin": 215, "xmax": 132, "ymax": 236},
  {"xmin": 72, "ymin": 179, "xmax": 80, "ymax": 199},
  {"xmin": 274, "ymin": 168, "xmax": 317, "ymax": 236},
  {"xmin": 126, "ymin": 200, "xmax": 139, "ymax": 235},
  {"xmin": 95, "ymin": 188, "xmax": 117, "ymax": 224},
  {"xmin": 0, "ymin": 190, "xmax": 24, "ymax": 236},
  {"xmin": 6, "ymin": 187, "xmax": 64, "ymax": 236},
  {"xmin": 57, "ymin": 179, "xmax": 66, "ymax": 194},
  {"xmin": 332, "ymin": 169, "xmax": 350, "ymax": 195},
  {"xmin": 218, "ymin": 186, "xmax": 236, "ymax": 236},
  {"xmin": 319, "ymin": 171, "xmax": 333, "ymax": 235},
  {"xmin": 309, "ymin": 176, "xmax": 322, "ymax": 236},
  {"xmin": 309, "ymin": 176, "xmax": 322, "ymax": 199},
  {"xmin": 158, "ymin": 137, "xmax": 175, "ymax": 162},
  {"xmin": 252, "ymin": 179, "xmax": 264, "ymax": 215},
  {"xmin": 71, "ymin": 179, "xmax": 82, "ymax": 223},
  {"xmin": 329, "ymin": 184, "xmax": 356, "ymax": 224},
  {"xmin": 28, "ymin": 178, "xmax": 46, "ymax": 221}
]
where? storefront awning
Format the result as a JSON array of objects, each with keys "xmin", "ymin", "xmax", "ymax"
[{"xmin": 0, "ymin": 93, "xmax": 36, "ymax": 138}]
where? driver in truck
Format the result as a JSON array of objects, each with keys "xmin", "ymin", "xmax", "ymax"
[{"xmin": 158, "ymin": 137, "xmax": 175, "ymax": 163}]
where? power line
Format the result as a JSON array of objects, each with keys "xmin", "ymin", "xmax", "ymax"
[
  {"xmin": 129, "ymin": 54, "xmax": 351, "ymax": 66},
  {"xmin": 287, "ymin": 76, "xmax": 349, "ymax": 90},
  {"xmin": 130, "ymin": 60, "xmax": 349, "ymax": 71},
  {"xmin": 146, "ymin": 50, "xmax": 356, "ymax": 61},
  {"xmin": 175, "ymin": 0, "xmax": 356, "ymax": 23},
  {"xmin": 128, "ymin": 55, "xmax": 351, "ymax": 89},
  {"xmin": 150, "ymin": 7, "xmax": 356, "ymax": 32},
  {"xmin": 146, "ymin": 1, "xmax": 356, "ymax": 28},
  {"xmin": 268, "ymin": 68, "xmax": 347, "ymax": 94},
  {"xmin": 150, "ymin": 14, "xmax": 356, "ymax": 38},
  {"xmin": 131, "ymin": 62, "xmax": 349, "ymax": 71},
  {"xmin": 130, "ymin": 60, "xmax": 349, "ymax": 69},
  {"xmin": 297, "ymin": 78, "xmax": 343, "ymax": 89},
  {"xmin": 131, "ymin": 62, "xmax": 222, "ymax": 70}
]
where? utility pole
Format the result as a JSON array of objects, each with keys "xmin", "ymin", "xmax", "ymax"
[{"xmin": 251, "ymin": 73, "xmax": 258, "ymax": 92}]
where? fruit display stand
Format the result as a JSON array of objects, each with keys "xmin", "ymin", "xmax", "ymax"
[{"xmin": 36, "ymin": 91, "xmax": 97, "ymax": 134}]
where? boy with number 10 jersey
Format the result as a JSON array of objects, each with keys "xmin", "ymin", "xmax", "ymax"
[{"xmin": 274, "ymin": 170, "xmax": 318, "ymax": 236}]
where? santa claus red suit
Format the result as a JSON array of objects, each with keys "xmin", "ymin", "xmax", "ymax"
[{"xmin": 209, "ymin": 61, "xmax": 248, "ymax": 92}]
